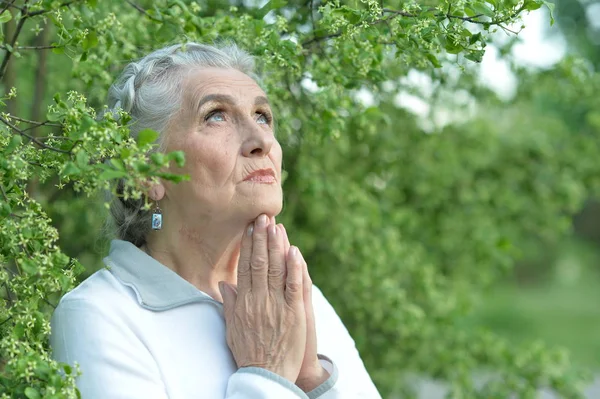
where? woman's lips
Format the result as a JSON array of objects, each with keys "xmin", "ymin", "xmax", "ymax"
[{"xmin": 243, "ymin": 169, "xmax": 276, "ymax": 184}]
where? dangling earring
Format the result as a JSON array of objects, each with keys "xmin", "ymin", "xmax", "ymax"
[{"xmin": 151, "ymin": 201, "xmax": 162, "ymax": 230}]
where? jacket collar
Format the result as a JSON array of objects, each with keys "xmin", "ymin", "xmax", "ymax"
[{"xmin": 103, "ymin": 239, "xmax": 219, "ymax": 311}]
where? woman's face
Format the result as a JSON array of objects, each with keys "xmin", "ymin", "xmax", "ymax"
[{"xmin": 161, "ymin": 67, "xmax": 283, "ymax": 228}]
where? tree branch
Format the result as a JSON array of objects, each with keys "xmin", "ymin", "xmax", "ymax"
[
  {"xmin": 0, "ymin": 44, "xmax": 58, "ymax": 50},
  {"xmin": 0, "ymin": 0, "xmax": 28, "ymax": 79},
  {"xmin": 125, "ymin": 0, "xmax": 162, "ymax": 22},
  {"xmin": 0, "ymin": 116, "xmax": 71, "ymax": 154},
  {"xmin": 0, "ymin": 0, "xmax": 22, "ymax": 14},
  {"xmin": 304, "ymin": 6, "xmax": 524, "ymax": 47},
  {"xmin": 6, "ymin": 115, "xmax": 61, "ymax": 127}
]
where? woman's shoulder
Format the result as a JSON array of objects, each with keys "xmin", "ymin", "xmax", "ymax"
[{"xmin": 56, "ymin": 267, "xmax": 134, "ymax": 311}]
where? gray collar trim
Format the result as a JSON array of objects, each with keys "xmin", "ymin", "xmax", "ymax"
[{"xmin": 103, "ymin": 239, "xmax": 219, "ymax": 311}]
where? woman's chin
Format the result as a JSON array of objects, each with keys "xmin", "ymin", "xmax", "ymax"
[{"xmin": 243, "ymin": 199, "xmax": 283, "ymax": 221}]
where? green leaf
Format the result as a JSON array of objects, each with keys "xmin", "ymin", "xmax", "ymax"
[
  {"xmin": 110, "ymin": 158, "xmax": 125, "ymax": 171},
  {"xmin": 62, "ymin": 162, "xmax": 81, "ymax": 177},
  {"xmin": 79, "ymin": 115, "xmax": 94, "ymax": 134},
  {"xmin": 75, "ymin": 151, "xmax": 89, "ymax": 169},
  {"xmin": 63, "ymin": 364, "xmax": 72, "ymax": 375},
  {"xmin": 24, "ymin": 387, "xmax": 41, "ymax": 399},
  {"xmin": 524, "ymin": 0, "xmax": 543, "ymax": 11},
  {"xmin": 465, "ymin": 49, "xmax": 485, "ymax": 63},
  {"xmin": 426, "ymin": 53, "xmax": 442, "ymax": 68},
  {"xmin": 51, "ymin": 44, "xmax": 64, "ymax": 55},
  {"xmin": 543, "ymin": 1, "xmax": 555, "ymax": 26},
  {"xmin": 150, "ymin": 152, "xmax": 165, "ymax": 165},
  {"xmin": 120, "ymin": 148, "xmax": 131, "ymax": 159},
  {"xmin": 156, "ymin": 172, "xmax": 190, "ymax": 183},
  {"xmin": 20, "ymin": 259, "xmax": 38, "ymax": 275},
  {"xmin": 87, "ymin": 0, "xmax": 98, "ymax": 7},
  {"xmin": 4, "ymin": 135, "xmax": 22, "ymax": 154},
  {"xmin": 471, "ymin": 2, "xmax": 494, "ymax": 17},
  {"xmin": 99, "ymin": 169, "xmax": 128, "ymax": 180},
  {"xmin": 0, "ymin": 11, "xmax": 12, "ymax": 24},
  {"xmin": 257, "ymin": 0, "xmax": 288, "ymax": 18},
  {"xmin": 0, "ymin": 202, "xmax": 11, "ymax": 218},
  {"xmin": 134, "ymin": 162, "xmax": 151, "ymax": 173},
  {"xmin": 82, "ymin": 31, "xmax": 98, "ymax": 50},
  {"xmin": 136, "ymin": 129, "xmax": 159, "ymax": 147},
  {"xmin": 464, "ymin": 7, "xmax": 477, "ymax": 17},
  {"xmin": 46, "ymin": 111, "xmax": 62, "ymax": 122},
  {"xmin": 469, "ymin": 32, "xmax": 482, "ymax": 45},
  {"xmin": 169, "ymin": 151, "xmax": 185, "ymax": 168},
  {"xmin": 444, "ymin": 38, "xmax": 464, "ymax": 54}
]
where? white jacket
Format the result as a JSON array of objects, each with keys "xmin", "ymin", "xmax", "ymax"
[{"xmin": 50, "ymin": 240, "xmax": 382, "ymax": 399}]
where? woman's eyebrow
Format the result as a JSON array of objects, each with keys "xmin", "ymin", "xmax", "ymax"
[
  {"xmin": 254, "ymin": 96, "xmax": 270, "ymax": 106},
  {"xmin": 197, "ymin": 94, "xmax": 270, "ymax": 110},
  {"xmin": 197, "ymin": 94, "xmax": 235, "ymax": 110}
]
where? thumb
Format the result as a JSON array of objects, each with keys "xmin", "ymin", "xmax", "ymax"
[{"xmin": 219, "ymin": 281, "xmax": 237, "ymax": 320}]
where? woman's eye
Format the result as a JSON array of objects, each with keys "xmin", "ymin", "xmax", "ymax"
[
  {"xmin": 256, "ymin": 113, "xmax": 270, "ymax": 125},
  {"xmin": 206, "ymin": 111, "xmax": 225, "ymax": 122}
]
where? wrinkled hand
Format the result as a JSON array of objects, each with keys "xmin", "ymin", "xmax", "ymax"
[
  {"xmin": 219, "ymin": 214, "xmax": 306, "ymax": 383},
  {"xmin": 279, "ymin": 224, "xmax": 330, "ymax": 392}
]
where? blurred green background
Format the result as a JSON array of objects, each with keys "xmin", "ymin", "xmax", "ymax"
[{"xmin": 462, "ymin": 0, "xmax": 600, "ymax": 373}]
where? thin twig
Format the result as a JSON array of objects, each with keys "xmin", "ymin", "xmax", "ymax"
[
  {"xmin": 41, "ymin": 297, "xmax": 56, "ymax": 309},
  {"xmin": 499, "ymin": 24, "xmax": 519, "ymax": 35},
  {"xmin": 125, "ymin": 0, "xmax": 162, "ymax": 22},
  {"xmin": 0, "ymin": 44, "xmax": 58, "ymax": 50},
  {"xmin": 302, "ymin": 32, "xmax": 342, "ymax": 46},
  {"xmin": 0, "ymin": 0, "xmax": 19, "ymax": 15},
  {"xmin": 0, "ymin": 0, "xmax": 29, "ymax": 79},
  {"xmin": 35, "ymin": 135, "xmax": 72, "ymax": 141},
  {"xmin": 5, "ymin": 115, "xmax": 61, "ymax": 127},
  {"xmin": 381, "ymin": 8, "xmax": 416, "ymax": 17},
  {"xmin": 0, "ymin": 316, "xmax": 12, "ymax": 327},
  {"xmin": 0, "ymin": 116, "xmax": 71, "ymax": 154}
]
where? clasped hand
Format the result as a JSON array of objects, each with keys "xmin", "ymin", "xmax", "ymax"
[{"xmin": 218, "ymin": 214, "xmax": 329, "ymax": 391}]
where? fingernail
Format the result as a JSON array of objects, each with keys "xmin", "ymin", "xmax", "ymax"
[
  {"xmin": 268, "ymin": 224, "xmax": 277, "ymax": 237},
  {"xmin": 290, "ymin": 246, "xmax": 298, "ymax": 258},
  {"xmin": 247, "ymin": 224, "xmax": 254, "ymax": 236},
  {"xmin": 257, "ymin": 214, "xmax": 268, "ymax": 228}
]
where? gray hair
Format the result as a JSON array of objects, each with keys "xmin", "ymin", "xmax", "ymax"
[{"xmin": 106, "ymin": 42, "xmax": 259, "ymax": 247}]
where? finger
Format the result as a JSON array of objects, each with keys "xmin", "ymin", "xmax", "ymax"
[
  {"xmin": 268, "ymin": 222, "xmax": 285, "ymax": 291},
  {"xmin": 285, "ymin": 246, "xmax": 304, "ymax": 305},
  {"xmin": 237, "ymin": 223, "xmax": 253, "ymax": 295},
  {"xmin": 279, "ymin": 224, "xmax": 291, "ymax": 255},
  {"xmin": 298, "ymin": 249, "xmax": 313, "ymax": 307},
  {"xmin": 250, "ymin": 214, "xmax": 269, "ymax": 293},
  {"xmin": 277, "ymin": 225, "xmax": 287, "ymax": 281},
  {"xmin": 299, "ymin": 250, "xmax": 318, "ymax": 355}
]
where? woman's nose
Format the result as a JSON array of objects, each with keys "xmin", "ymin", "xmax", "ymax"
[{"xmin": 241, "ymin": 121, "xmax": 274, "ymax": 158}]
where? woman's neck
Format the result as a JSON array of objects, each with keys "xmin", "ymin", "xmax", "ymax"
[{"xmin": 143, "ymin": 221, "xmax": 243, "ymax": 302}]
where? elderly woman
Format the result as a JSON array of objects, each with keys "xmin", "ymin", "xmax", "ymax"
[{"xmin": 50, "ymin": 42, "xmax": 381, "ymax": 399}]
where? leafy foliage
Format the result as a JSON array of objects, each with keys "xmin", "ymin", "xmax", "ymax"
[{"xmin": 0, "ymin": 0, "xmax": 596, "ymax": 398}]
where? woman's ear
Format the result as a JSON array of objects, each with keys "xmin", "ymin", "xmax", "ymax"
[{"xmin": 148, "ymin": 183, "xmax": 166, "ymax": 202}]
